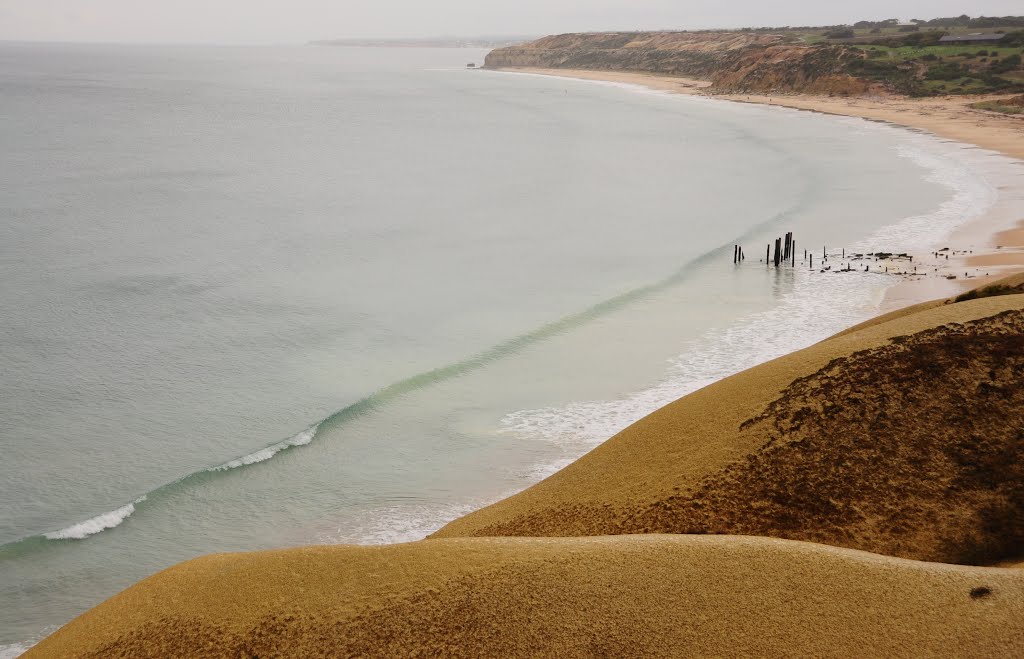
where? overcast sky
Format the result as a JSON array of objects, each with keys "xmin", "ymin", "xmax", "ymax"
[{"xmin": 1, "ymin": 1, "xmax": 1020, "ymax": 44}]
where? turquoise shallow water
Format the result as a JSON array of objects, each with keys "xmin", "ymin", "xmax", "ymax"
[{"xmin": 0, "ymin": 43, "xmax": 995, "ymax": 651}]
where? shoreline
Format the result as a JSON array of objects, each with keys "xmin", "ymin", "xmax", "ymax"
[
  {"xmin": 29, "ymin": 279, "xmax": 1024, "ymax": 657},
  {"xmin": 492, "ymin": 67, "xmax": 1024, "ymax": 311},
  {"xmin": 18, "ymin": 66, "xmax": 1024, "ymax": 657}
]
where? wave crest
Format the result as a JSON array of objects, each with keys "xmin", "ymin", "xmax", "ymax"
[
  {"xmin": 208, "ymin": 425, "xmax": 319, "ymax": 472},
  {"xmin": 34, "ymin": 424, "xmax": 321, "ymax": 543},
  {"xmin": 43, "ymin": 496, "xmax": 146, "ymax": 541}
]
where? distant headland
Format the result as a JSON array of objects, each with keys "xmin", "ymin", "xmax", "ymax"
[
  {"xmin": 309, "ymin": 36, "xmax": 533, "ymax": 49},
  {"xmin": 485, "ymin": 15, "xmax": 1024, "ymax": 100}
]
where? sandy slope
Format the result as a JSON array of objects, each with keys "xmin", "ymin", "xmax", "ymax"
[
  {"xmin": 434, "ymin": 284, "xmax": 1024, "ymax": 565},
  {"xmin": 26, "ymin": 535, "xmax": 1024, "ymax": 658}
]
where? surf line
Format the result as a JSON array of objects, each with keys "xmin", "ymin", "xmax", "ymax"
[{"xmin": 13, "ymin": 211, "xmax": 807, "ymax": 549}]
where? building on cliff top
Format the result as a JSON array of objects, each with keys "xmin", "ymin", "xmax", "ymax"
[{"xmin": 938, "ymin": 33, "xmax": 1006, "ymax": 43}]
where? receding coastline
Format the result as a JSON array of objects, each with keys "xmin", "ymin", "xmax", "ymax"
[
  {"xmin": 22, "ymin": 33, "xmax": 1024, "ymax": 658},
  {"xmin": 487, "ymin": 64, "xmax": 1024, "ymax": 307},
  {"xmin": 479, "ymin": 20, "xmax": 1024, "ymax": 293}
]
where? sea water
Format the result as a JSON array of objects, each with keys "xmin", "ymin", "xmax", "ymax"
[{"xmin": 0, "ymin": 43, "xmax": 1003, "ymax": 652}]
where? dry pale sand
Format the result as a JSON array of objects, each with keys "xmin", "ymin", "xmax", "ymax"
[
  {"xmin": 991, "ymin": 221, "xmax": 1024, "ymax": 249},
  {"xmin": 970, "ymin": 252, "xmax": 1024, "ymax": 267},
  {"xmin": 25, "ymin": 535, "xmax": 1024, "ymax": 658},
  {"xmin": 29, "ymin": 276, "xmax": 1024, "ymax": 658},
  {"xmin": 967, "ymin": 221, "xmax": 1024, "ymax": 269}
]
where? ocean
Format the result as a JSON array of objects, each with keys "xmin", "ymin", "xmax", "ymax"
[{"xmin": 0, "ymin": 43, "xmax": 1000, "ymax": 653}]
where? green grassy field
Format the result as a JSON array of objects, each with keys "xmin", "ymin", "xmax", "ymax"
[
  {"xmin": 857, "ymin": 45, "xmax": 1022, "ymax": 59},
  {"xmin": 716, "ymin": 17, "xmax": 1024, "ymax": 96}
]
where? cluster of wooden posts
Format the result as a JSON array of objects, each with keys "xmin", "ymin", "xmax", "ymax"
[
  {"xmin": 732, "ymin": 237, "xmax": 933, "ymax": 276},
  {"xmin": 771, "ymin": 232, "xmax": 796, "ymax": 268},
  {"xmin": 733, "ymin": 235, "xmax": 851, "ymax": 270},
  {"xmin": 733, "ymin": 232, "xmax": 800, "ymax": 267}
]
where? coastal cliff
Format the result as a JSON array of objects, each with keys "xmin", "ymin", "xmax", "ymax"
[
  {"xmin": 485, "ymin": 32, "xmax": 873, "ymax": 95},
  {"xmin": 485, "ymin": 29, "xmax": 1024, "ymax": 96}
]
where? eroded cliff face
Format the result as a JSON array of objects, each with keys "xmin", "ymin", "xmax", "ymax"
[
  {"xmin": 712, "ymin": 44, "xmax": 871, "ymax": 95},
  {"xmin": 486, "ymin": 32, "xmax": 873, "ymax": 95}
]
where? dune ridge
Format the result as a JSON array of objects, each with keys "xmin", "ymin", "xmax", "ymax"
[{"xmin": 26, "ymin": 535, "xmax": 1024, "ymax": 657}]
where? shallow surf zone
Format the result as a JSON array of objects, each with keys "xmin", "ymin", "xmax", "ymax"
[
  {"xmin": 329, "ymin": 113, "xmax": 1013, "ymax": 553},
  {"xmin": 6, "ymin": 424, "xmax": 321, "ymax": 547},
  {"xmin": 501, "ymin": 109, "xmax": 1008, "ymax": 453},
  {"xmin": 5, "ymin": 74, "xmax": 1010, "ymax": 556}
]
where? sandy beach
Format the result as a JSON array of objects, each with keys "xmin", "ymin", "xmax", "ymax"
[
  {"xmin": 498, "ymin": 67, "xmax": 1024, "ymax": 308},
  {"xmin": 498, "ymin": 67, "xmax": 1024, "ymax": 159},
  {"xmin": 21, "ymin": 68, "xmax": 1024, "ymax": 658}
]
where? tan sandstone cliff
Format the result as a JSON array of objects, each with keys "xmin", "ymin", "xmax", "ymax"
[{"xmin": 486, "ymin": 31, "xmax": 874, "ymax": 95}]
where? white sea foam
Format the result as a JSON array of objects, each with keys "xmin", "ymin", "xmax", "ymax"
[
  {"xmin": 39, "ymin": 425, "xmax": 321, "ymax": 542},
  {"xmin": 500, "ymin": 121, "xmax": 1003, "ymax": 450},
  {"xmin": 208, "ymin": 424, "xmax": 320, "ymax": 472},
  {"xmin": 0, "ymin": 642, "xmax": 31, "ymax": 654},
  {"xmin": 502, "ymin": 270, "xmax": 884, "ymax": 447},
  {"xmin": 43, "ymin": 496, "xmax": 146, "ymax": 541},
  {"xmin": 0, "ymin": 642, "xmax": 31, "ymax": 659},
  {"xmin": 852, "ymin": 136, "xmax": 997, "ymax": 253},
  {"xmin": 316, "ymin": 499, "xmax": 491, "ymax": 546},
  {"xmin": 0, "ymin": 625, "xmax": 60, "ymax": 659}
]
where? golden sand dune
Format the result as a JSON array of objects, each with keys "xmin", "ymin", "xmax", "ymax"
[
  {"xmin": 27, "ymin": 535, "xmax": 1024, "ymax": 657},
  {"xmin": 27, "ymin": 277, "xmax": 1024, "ymax": 657},
  {"xmin": 435, "ymin": 280, "xmax": 1024, "ymax": 565}
]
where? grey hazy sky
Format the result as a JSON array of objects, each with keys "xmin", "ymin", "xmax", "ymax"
[{"xmin": 0, "ymin": 1, "xmax": 1021, "ymax": 44}]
